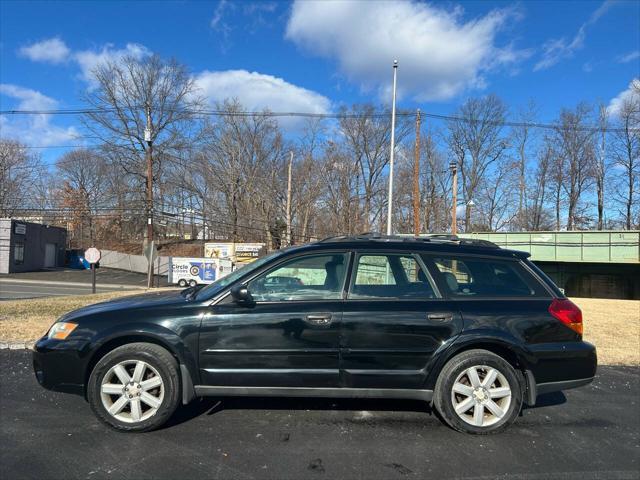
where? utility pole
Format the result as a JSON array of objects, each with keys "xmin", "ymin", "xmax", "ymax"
[
  {"xmin": 285, "ymin": 150, "xmax": 293, "ymax": 247},
  {"xmin": 145, "ymin": 104, "xmax": 154, "ymax": 288},
  {"xmin": 386, "ymin": 59, "xmax": 398, "ymax": 236},
  {"xmin": 413, "ymin": 109, "xmax": 421, "ymax": 236},
  {"xmin": 450, "ymin": 161, "xmax": 457, "ymax": 235}
]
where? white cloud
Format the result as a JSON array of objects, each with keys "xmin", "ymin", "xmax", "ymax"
[
  {"xmin": 616, "ymin": 50, "xmax": 640, "ymax": 64},
  {"xmin": 607, "ymin": 78, "xmax": 640, "ymax": 116},
  {"xmin": 18, "ymin": 37, "xmax": 71, "ymax": 64},
  {"xmin": 74, "ymin": 43, "xmax": 151, "ymax": 85},
  {"xmin": 0, "ymin": 84, "xmax": 79, "ymax": 146},
  {"xmin": 18, "ymin": 37, "xmax": 152, "ymax": 86},
  {"xmin": 285, "ymin": 0, "xmax": 527, "ymax": 102},
  {"xmin": 194, "ymin": 69, "xmax": 331, "ymax": 114},
  {"xmin": 534, "ymin": 0, "xmax": 615, "ymax": 71}
]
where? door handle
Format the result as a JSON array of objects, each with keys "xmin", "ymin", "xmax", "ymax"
[
  {"xmin": 306, "ymin": 314, "xmax": 332, "ymax": 326},
  {"xmin": 428, "ymin": 313, "xmax": 453, "ymax": 322}
]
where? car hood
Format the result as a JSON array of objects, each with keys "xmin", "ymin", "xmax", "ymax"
[{"xmin": 59, "ymin": 289, "xmax": 187, "ymax": 322}]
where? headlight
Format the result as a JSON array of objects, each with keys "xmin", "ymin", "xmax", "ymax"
[{"xmin": 48, "ymin": 322, "xmax": 78, "ymax": 340}]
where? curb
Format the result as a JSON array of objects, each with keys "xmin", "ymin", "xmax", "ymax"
[
  {"xmin": 0, "ymin": 341, "xmax": 34, "ymax": 350},
  {"xmin": 0, "ymin": 279, "xmax": 146, "ymax": 289}
]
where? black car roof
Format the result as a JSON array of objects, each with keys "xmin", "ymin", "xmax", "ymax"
[{"xmin": 283, "ymin": 233, "xmax": 530, "ymax": 259}]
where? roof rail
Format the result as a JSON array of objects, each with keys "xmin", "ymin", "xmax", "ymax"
[{"xmin": 318, "ymin": 232, "xmax": 499, "ymax": 248}]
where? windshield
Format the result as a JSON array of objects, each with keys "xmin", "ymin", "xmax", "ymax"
[{"xmin": 194, "ymin": 250, "xmax": 284, "ymax": 301}]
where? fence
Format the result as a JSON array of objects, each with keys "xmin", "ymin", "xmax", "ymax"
[{"xmin": 99, "ymin": 249, "xmax": 170, "ymax": 276}]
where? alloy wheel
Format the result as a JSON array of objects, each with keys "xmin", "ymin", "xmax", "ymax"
[
  {"xmin": 450, "ymin": 365, "xmax": 512, "ymax": 428},
  {"xmin": 100, "ymin": 359, "xmax": 165, "ymax": 423}
]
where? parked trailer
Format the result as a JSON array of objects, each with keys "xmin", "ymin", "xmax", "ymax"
[{"xmin": 168, "ymin": 257, "xmax": 233, "ymax": 287}]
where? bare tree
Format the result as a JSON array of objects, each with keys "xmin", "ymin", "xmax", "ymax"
[
  {"xmin": 477, "ymin": 157, "xmax": 518, "ymax": 231},
  {"xmin": 447, "ymin": 95, "xmax": 508, "ymax": 231},
  {"xmin": 82, "ymin": 54, "xmax": 203, "ymax": 243},
  {"xmin": 339, "ymin": 104, "xmax": 412, "ymax": 231},
  {"xmin": 594, "ymin": 104, "xmax": 609, "ymax": 230},
  {"xmin": 197, "ymin": 100, "xmax": 284, "ymax": 245},
  {"xmin": 55, "ymin": 149, "xmax": 109, "ymax": 244},
  {"xmin": 611, "ymin": 82, "xmax": 640, "ymax": 229},
  {"xmin": 0, "ymin": 140, "xmax": 45, "ymax": 217},
  {"xmin": 526, "ymin": 142, "xmax": 554, "ymax": 231},
  {"xmin": 551, "ymin": 104, "xmax": 596, "ymax": 230},
  {"xmin": 512, "ymin": 101, "xmax": 538, "ymax": 230}
]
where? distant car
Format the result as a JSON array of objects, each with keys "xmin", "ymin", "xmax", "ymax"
[{"xmin": 33, "ymin": 234, "xmax": 596, "ymax": 434}]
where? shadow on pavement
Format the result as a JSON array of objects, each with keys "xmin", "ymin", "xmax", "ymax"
[
  {"xmin": 164, "ymin": 396, "xmax": 432, "ymax": 429},
  {"xmin": 165, "ymin": 391, "xmax": 568, "ymax": 429}
]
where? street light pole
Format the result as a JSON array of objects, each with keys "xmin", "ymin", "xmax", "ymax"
[
  {"xmin": 386, "ymin": 59, "xmax": 398, "ymax": 236},
  {"xmin": 450, "ymin": 161, "xmax": 458, "ymax": 235},
  {"xmin": 285, "ymin": 150, "xmax": 293, "ymax": 247},
  {"xmin": 413, "ymin": 109, "xmax": 421, "ymax": 236},
  {"xmin": 145, "ymin": 104, "xmax": 154, "ymax": 288}
]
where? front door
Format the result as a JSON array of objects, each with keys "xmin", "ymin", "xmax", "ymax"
[
  {"xmin": 198, "ymin": 252, "xmax": 349, "ymax": 387},
  {"xmin": 44, "ymin": 243, "xmax": 56, "ymax": 268},
  {"xmin": 340, "ymin": 252, "xmax": 462, "ymax": 389}
]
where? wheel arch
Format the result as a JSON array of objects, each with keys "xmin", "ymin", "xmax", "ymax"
[
  {"xmin": 83, "ymin": 331, "xmax": 197, "ymax": 404},
  {"xmin": 425, "ymin": 334, "xmax": 534, "ymax": 394}
]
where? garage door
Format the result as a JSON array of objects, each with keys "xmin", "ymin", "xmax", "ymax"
[{"xmin": 44, "ymin": 243, "xmax": 56, "ymax": 268}]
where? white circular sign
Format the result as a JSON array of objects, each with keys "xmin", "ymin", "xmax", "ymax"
[{"xmin": 84, "ymin": 247, "xmax": 101, "ymax": 264}]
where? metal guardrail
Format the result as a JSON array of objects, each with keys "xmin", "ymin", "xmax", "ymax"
[{"xmin": 457, "ymin": 231, "xmax": 640, "ymax": 264}]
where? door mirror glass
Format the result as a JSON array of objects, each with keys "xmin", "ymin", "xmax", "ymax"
[{"xmin": 230, "ymin": 285, "xmax": 254, "ymax": 304}]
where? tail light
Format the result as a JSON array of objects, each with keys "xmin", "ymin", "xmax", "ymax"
[{"xmin": 549, "ymin": 298, "xmax": 583, "ymax": 336}]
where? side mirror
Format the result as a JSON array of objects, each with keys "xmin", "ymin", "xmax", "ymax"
[{"xmin": 230, "ymin": 285, "xmax": 254, "ymax": 304}]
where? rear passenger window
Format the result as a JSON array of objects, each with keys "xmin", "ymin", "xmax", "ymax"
[
  {"xmin": 431, "ymin": 257, "xmax": 538, "ymax": 297},
  {"xmin": 350, "ymin": 254, "xmax": 438, "ymax": 299}
]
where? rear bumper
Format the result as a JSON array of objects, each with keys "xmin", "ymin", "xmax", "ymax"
[
  {"xmin": 528, "ymin": 340, "xmax": 597, "ymax": 384},
  {"xmin": 536, "ymin": 376, "xmax": 594, "ymax": 395},
  {"xmin": 524, "ymin": 341, "xmax": 597, "ymax": 404}
]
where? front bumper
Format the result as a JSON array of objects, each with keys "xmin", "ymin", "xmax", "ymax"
[{"xmin": 32, "ymin": 336, "xmax": 88, "ymax": 396}]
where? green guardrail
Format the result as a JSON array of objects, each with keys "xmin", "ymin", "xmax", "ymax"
[{"xmin": 457, "ymin": 231, "xmax": 640, "ymax": 264}]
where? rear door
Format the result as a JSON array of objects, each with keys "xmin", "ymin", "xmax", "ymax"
[
  {"xmin": 340, "ymin": 251, "xmax": 462, "ymax": 389},
  {"xmin": 199, "ymin": 252, "xmax": 349, "ymax": 388},
  {"xmin": 424, "ymin": 254, "xmax": 557, "ymax": 346}
]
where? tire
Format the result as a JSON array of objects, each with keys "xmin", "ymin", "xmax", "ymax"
[
  {"xmin": 434, "ymin": 349, "xmax": 523, "ymax": 435},
  {"xmin": 87, "ymin": 342, "xmax": 181, "ymax": 433},
  {"xmin": 188, "ymin": 280, "xmax": 197, "ymax": 287},
  {"xmin": 178, "ymin": 279, "xmax": 187, "ymax": 287}
]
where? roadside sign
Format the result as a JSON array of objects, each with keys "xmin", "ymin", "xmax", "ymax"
[
  {"xmin": 84, "ymin": 247, "xmax": 101, "ymax": 294},
  {"xmin": 143, "ymin": 242, "xmax": 158, "ymax": 262},
  {"xmin": 84, "ymin": 247, "xmax": 101, "ymax": 264}
]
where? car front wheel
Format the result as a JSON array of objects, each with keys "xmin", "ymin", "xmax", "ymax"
[
  {"xmin": 87, "ymin": 342, "xmax": 180, "ymax": 432},
  {"xmin": 434, "ymin": 349, "xmax": 523, "ymax": 434}
]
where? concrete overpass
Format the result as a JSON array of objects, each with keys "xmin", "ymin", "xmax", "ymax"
[{"xmin": 459, "ymin": 231, "xmax": 640, "ymax": 299}]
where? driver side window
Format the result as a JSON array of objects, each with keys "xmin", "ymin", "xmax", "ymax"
[{"xmin": 247, "ymin": 253, "xmax": 348, "ymax": 302}]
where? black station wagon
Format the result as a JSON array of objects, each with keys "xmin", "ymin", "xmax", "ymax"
[{"xmin": 33, "ymin": 234, "xmax": 597, "ymax": 434}]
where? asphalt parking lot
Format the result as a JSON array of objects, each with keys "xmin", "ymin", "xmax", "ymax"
[
  {"xmin": 0, "ymin": 268, "xmax": 167, "ymax": 300},
  {"xmin": 1, "ymin": 350, "xmax": 638, "ymax": 480}
]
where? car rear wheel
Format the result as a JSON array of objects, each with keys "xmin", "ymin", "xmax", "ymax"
[
  {"xmin": 178, "ymin": 279, "xmax": 187, "ymax": 287},
  {"xmin": 88, "ymin": 343, "xmax": 180, "ymax": 432},
  {"xmin": 434, "ymin": 349, "xmax": 523, "ymax": 434},
  {"xmin": 188, "ymin": 279, "xmax": 197, "ymax": 287}
]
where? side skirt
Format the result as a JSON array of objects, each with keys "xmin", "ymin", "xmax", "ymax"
[{"xmin": 193, "ymin": 386, "xmax": 433, "ymax": 402}]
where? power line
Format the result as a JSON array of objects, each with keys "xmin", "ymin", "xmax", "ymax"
[{"xmin": 1, "ymin": 107, "xmax": 636, "ymax": 133}]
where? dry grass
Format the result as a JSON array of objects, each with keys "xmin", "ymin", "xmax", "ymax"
[
  {"xmin": 574, "ymin": 297, "xmax": 640, "ymax": 366},
  {"xmin": 0, "ymin": 291, "xmax": 145, "ymax": 342},
  {"xmin": 1, "ymin": 293, "xmax": 638, "ymax": 365}
]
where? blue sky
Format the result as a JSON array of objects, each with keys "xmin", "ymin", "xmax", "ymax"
[{"xmin": 0, "ymin": 0, "xmax": 639, "ymax": 162}]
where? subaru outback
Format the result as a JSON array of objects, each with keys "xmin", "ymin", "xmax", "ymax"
[{"xmin": 33, "ymin": 234, "xmax": 597, "ymax": 434}]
